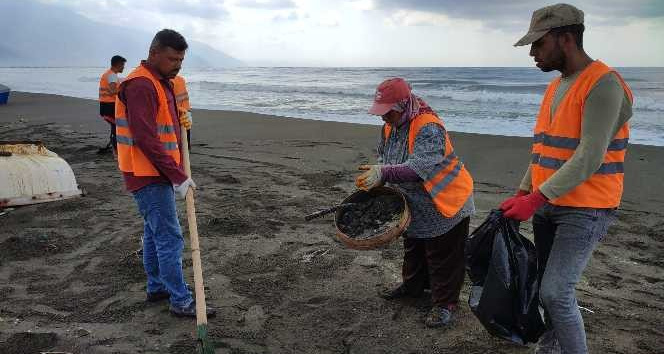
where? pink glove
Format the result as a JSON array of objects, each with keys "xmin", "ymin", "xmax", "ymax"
[{"xmin": 500, "ymin": 190, "xmax": 548, "ymax": 221}]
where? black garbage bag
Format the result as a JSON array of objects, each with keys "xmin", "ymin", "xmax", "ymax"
[{"xmin": 465, "ymin": 210, "xmax": 545, "ymax": 345}]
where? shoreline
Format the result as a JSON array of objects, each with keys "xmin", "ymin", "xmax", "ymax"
[
  {"xmin": 3, "ymin": 91, "xmax": 663, "ymax": 214},
  {"xmin": 7, "ymin": 90, "xmax": 664, "ymax": 148}
]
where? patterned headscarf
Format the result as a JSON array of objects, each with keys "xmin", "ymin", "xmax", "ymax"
[{"xmin": 391, "ymin": 93, "xmax": 438, "ymax": 127}]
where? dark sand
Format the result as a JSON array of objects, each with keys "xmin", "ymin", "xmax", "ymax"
[{"xmin": 0, "ymin": 92, "xmax": 662, "ymax": 353}]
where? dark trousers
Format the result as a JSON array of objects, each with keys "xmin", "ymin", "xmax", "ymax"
[
  {"xmin": 401, "ymin": 217, "xmax": 469, "ymax": 307},
  {"xmin": 108, "ymin": 122, "xmax": 117, "ymax": 151},
  {"xmin": 99, "ymin": 101, "xmax": 116, "ymax": 151}
]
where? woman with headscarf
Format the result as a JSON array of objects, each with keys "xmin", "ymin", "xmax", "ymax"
[{"xmin": 356, "ymin": 78, "xmax": 475, "ymax": 328}]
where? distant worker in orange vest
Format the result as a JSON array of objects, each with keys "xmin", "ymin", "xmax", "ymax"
[
  {"xmin": 98, "ymin": 55, "xmax": 126, "ymax": 154},
  {"xmin": 500, "ymin": 4, "xmax": 633, "ymax": 353},
  {"xmin": 115, "ymin": 29, "xmax": 213, "ymax": 318},
  {"xmin": 172, "ymin": 75, "xmax": 192, "ymax": 150},
  {"xmin": 356, "ymin": 78, "xmax": 475, "ymax": 328}
]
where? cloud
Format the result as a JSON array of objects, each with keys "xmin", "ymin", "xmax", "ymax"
[
  {"xmin": 318, "ymin": 18, "xmax": 339, "ymax": 27},
  {"xmin": 272, "ymin": 11, "xmax": 299, "ymax": 22},
  {"xmin": 157, "ymin": 0, "xmax": 229, "ymax": 19},
  {"xmin": 347, "ymin": 0, "xmax": 374, "ymax": 11},
  {"xmin": 373, "ymin": 0, "xmax": 664, "ymax": 24},
  {"xmin": 384, "ymin": 10, "xmax": 453, "ymax": 27},
  {"xmin": 233, "ymin": 0, "xmax": 296, "ymax": 9},
  {"xmin": 317, "ymin": 13, "xmax": 341, "ymax": 27},
  {"xmin": 45, "ymin": 0, "xmax": 230, "ymax": 20}
]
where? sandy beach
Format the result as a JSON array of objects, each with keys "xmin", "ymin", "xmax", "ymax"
[{"xmin": 1, "ymin": 91, "xmax": 663, "ymax": 353}]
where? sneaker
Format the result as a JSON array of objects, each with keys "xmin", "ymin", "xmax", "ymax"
[
  {"xmin": 146, "ymin": 290, "xmax": 170, "ymax": 302},
  {"xmin": 169, "ymin": 301, "xmax": 217, "ymax": 318},
  {"xmin": 379, "ymin": 284, "xmax": 423, "ymax": 300},
  {"xmin": 146, "ymin": 284, "xmax": 193, "ymax": 303},
  {"xmin": 535, "ymin": 330, "xmax": 561, "ymax": 354},
  {"xmin": 425, "ymin": 305, "xmax": 454, "ymax": 328}
]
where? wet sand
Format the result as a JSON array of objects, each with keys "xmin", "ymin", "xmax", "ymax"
[{"xmin": 1, "ymin": 92, "xmax": 663, "ymax": 353}]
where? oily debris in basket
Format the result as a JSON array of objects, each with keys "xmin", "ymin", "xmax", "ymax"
[{"xmin": 338, "ymin": 194, "xmax": 403, "ymax": 239}]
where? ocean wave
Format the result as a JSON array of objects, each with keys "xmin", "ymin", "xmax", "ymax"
[
  {"xmin": 424, "ymin": 89, "xmax": 544, "ymax": 106},
  {"xmin": 192, "ymin": 80, "xmax": 664, "ymax": 112},
  {"xmin": 463, "ymin": 83, "xmax": 549, "ymax": 93},
  {"xmin": 634, "ymin": 97, "xmax": 664, "ymax": 112},
  {"xmin": 410, "ymin": 79, "xmax": 549, "ymax": 94},
  {"xmin": 194, "ymin": 81, "xmax": 375, "ymax": 98},
  {"xmin": 621, "ymin": 77, "xmax": 649, "ymax": 82},
  {"xmin": 77, "ymin": 76, "xmax": 99, "ymax": 82},
  {"xmin": 194, "ymin": 80, "xmax": 551, "ymax": 106},
  {"xmin": 409, "ymin": 79, "xmax": 480, "ymax": 86}
]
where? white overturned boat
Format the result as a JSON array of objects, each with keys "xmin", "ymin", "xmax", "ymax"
[{"xmin": 0, "ymin": 141, "xmax": 82, "ymax": 207}]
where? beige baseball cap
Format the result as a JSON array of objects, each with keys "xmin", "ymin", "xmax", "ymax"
[{"xmin": 514, "ymin": 3, "xmax": 584, "ymax": 47}]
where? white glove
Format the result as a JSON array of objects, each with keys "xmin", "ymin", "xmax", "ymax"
[
  {"xmin": 355, "ymin": 164, "xmax": 383, "ymax": 191},
  {"xmin": 174, "ymin": 177, "xmax": 196, "ymax": 199}
]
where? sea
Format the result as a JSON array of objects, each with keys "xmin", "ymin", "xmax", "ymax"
[{"xmin": 1, "ymin": 66, "xmax": 663, "ymax": 146}]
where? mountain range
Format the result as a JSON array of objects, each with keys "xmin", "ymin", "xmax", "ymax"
[{"xmin": 0, "ymin": 1, "xmax": 242, "ymax": 67}]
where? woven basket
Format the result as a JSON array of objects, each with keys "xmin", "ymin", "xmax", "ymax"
[{"xmin": 334, "ymin": 186, "xmax": 411, "ymax": 250}]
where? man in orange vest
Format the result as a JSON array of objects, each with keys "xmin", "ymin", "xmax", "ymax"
[
  {"xmin": 500, "ymin": 4, "xmax": 633, "ymax": 353},
  {"xmin": 356, "ymin": 78, "xmax": 475, "ymax": 328},
  {"xmin": 115, "ymin": 29, "xmax": 213, "ymax": 318},
  {"xmin": 98, "ymin": 55, "xmax": 126, "ymax": 154},
  {"xmin": 172, "ymin": 75, "xmax": 192, "ymax": 150}
]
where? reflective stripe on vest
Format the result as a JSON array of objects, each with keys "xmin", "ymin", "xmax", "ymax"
[
  {"xmin": 99, "ymin": 69, "xmax": 117, "ymax": 103},
  {"xmin": 163, "ymin": 142, "xmax": 178, "ymax": 150},
  {"xmin": 533, "ymin": 133, "xmax": 629, "ymax": 151},
  {"xmin": 115, "ymin": 65, "xmax": 181, "ymax": 176},
  {"xmin": 429, "ymin": 160, "xmax": 464, "ymax": 196},
  {"xmin": 158, "ymin": 125, "xmax": 175, "ymax": 133},
  {"xmin": 530, "ymin": 60, "xmax": 632, "ymax": 208},
  {"xmin": 531, "ymin": 153, "xmax": 624, "ymax": 174},
  {"xmin": 115, "ymin": 116, "xmax": 129, "ymax": 127},
  {"xmin": 424, "ymin": 151, "xmax": 458, "ymax": 181},
  {"xmin": 383, "ymin": 113, "xmax": 473, "ymax": 217},
  {"xmin": 116, "ymin": 135, "xmax": 134, "ymax": 145}
]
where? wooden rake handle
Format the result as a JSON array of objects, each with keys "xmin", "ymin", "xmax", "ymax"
[{"xmin": 180, "ymin": 126, "xmax": 209, "ymax": 326}]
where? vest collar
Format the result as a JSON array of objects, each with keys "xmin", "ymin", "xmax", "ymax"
[{"xmin": 140, "ymin": 60, "xmax": 167, "ymax": 82}]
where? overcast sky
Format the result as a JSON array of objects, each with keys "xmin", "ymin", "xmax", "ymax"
[{"xmin": 44, "ymin": 0, "xmax": 664, "ymax": 66}]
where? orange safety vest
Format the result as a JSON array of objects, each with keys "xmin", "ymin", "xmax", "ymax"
[
  {"xmin": 114, "ymin": 65, "xmax": 181, "ymax": 176},
  {"xmin": 172, "ymin": 75, "xmax": 191, "ymax": 112},
  {"xmin": 99, "ymin": 69, "xmax": 118, "ymax": 103},
  {"xmin": 531, "ymin": 60, "xmax": 633, "ymax": 208},
  {"xmin": 383, "ymin": 113, "xmax": 474, "ymax": 217}
]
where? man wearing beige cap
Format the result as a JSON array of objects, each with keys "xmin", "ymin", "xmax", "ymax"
[{"xmin": 500, "ymin": 3, "xmax": 634, "ymax": 354}]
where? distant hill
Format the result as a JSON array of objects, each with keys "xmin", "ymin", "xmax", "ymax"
[{"xmin": 0, "ymin": 1, "xmax": 242, "ymax": 68}]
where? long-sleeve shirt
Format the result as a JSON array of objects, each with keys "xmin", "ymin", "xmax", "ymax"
[
  {"xmin": 118, "ymin": 62, "xmax": 188, "ymax": 192},
  {"xmin": 519, "ymin": 71, "xmax": 633, "ymax": 199},
  {"xmin": 377, "ymin": 121, "xmax": 475, "ymax": 239},
  {"xmin": 381, "ymin": 164, "xmax": 421, "ymax": 183}
]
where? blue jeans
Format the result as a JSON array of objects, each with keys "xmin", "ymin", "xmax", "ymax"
[
  {"xmin": 133, "ymin": 183, "xmax": 192, "ymax": 308},
  {"xmin": 533, "ymin": 203, "xmax": 616, "ymax": 354}
]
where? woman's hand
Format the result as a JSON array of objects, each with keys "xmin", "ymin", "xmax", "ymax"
[{"xmin": 355, "ymin": 164, "xmax": 384, "ymax": 191}]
